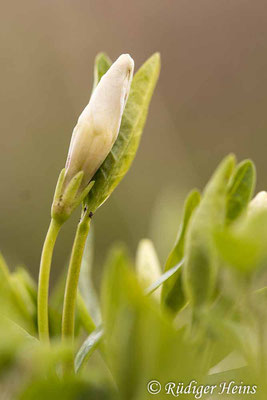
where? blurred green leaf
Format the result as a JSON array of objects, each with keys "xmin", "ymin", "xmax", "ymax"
[
  {"xmin": 78, "ymin": 225, "xmax": 101, "ymax": 325},
  {"xmin": 19, "ymin": 376, "xmax": 114, "ymax": 400},
  {"xmin": 10, "ymin": 274, "xmax": 36, "ymax": 326},
  {"xmin": 183, "ymin": 155, "xmax": 235, "ymax": 307},
  {"xmin": 161, "ymin": 190, "xmax": 201, "ymax": 313},
  {"xmin": 0, "ymin": 315, "xmax": 37, "ymax": 378},
  {"xmin": 145, "ymin": 260, "xmax": 183, "ymax": 296},
  {"xmin": 254, "ymin": 286, "xmax": 267, "ymax": 300},
  {"xmin": 208, "ymin": 366, "xmax": 252, "ymax": 387},
  {"xmin": 49, "ymin": 272, "xmax": 66, "ymax": 337},
  {"xmin": 136, "ymin": 239, "xmax": 161, "ymax": 298},
  {"xmin": 75, "ymin": 326, "xmax": 103, "ymax": 373},
  {"xmin": 101, "ymin": 248, "xmax": 211, "ymax": 400},
  {"xmin": 76, "ymin": 292, "xmax": 96, "ymax": 335},
  {"xmin": 0, "ymin": 254, "xmax": 36, "ymax": 334},
  {"xmin": 13, "ymin": 266, "xmax": 37, "ymax": 304},
  {"xmin": 101, "ymin": 245, "xmax": 133, "ymax": 334},
  {"xmin": 86, "ymin": 53, "xmax": 161, "ymax": 212},
  {"xmin": 226, "ymin": 159, "xmax": 256, "ymax": 223},
  {"xmin": 215, "ymin": 209, "xmax": 267, "ymax": 273}
]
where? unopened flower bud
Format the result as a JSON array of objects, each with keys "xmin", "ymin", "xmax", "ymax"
[
  {"xmin": 64, "ymin": 54, "xmax": 134, "ymax": 192},
  {"xmin": 249, "ymin": 191, "xmax": 267, "ymax": 213},
  {"xmin": 136, "ymin": 239, "xmax": 162, "ymax": 299}
]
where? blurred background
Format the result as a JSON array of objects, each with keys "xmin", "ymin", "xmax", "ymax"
[{"xmin": 1, "ymin": 0, "xmax": 267, "ymax": 283}]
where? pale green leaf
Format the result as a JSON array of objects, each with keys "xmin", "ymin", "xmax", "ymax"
[
  {"xmin": 0, "ymin": 254, "xmax": 36, "ymax": 333},
  {"xmin": 161, "ymin": 190, "xmax": 201, "ymax": 313},
  {"xmin": 74, "ymin": 326, "xmax": 103, "ymax": 373},
  {"xmin": 184, "ymin": 155, "xmax": 235, "ymax": 307},
  {"xmin": 226, "ymin": 159, "xmax": 256, "ymax": 223},
  {"xmin": 78, "ymin": 226, "xmax": 101, "ymax": 325},
  {"xmin": 145, "ymin": 260, "xmax": 183, "ymax": 296},
  {"xmin": 215, "ymin": 209, "xmax": 267, "ymax": 273}
]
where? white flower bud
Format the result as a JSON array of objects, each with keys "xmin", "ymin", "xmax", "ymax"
[
  {"xmin": 249, "ymin": 191, "xmax": 267, "ymax": 212},
  {"xmin": 136, "ymin": 239, "xmax": 162, "ymax": 299},
  {"xmin": 64, "ymin": 54, "xmax": 134, "ymax": 192}
]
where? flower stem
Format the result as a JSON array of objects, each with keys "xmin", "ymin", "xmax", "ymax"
[
  {"xmin": 62, "ymin": 210, "xmax": 91, "ymax": 343},
  {"xmin": 38, "ymin": 218, "xmax": 62, "ymax": 342}
]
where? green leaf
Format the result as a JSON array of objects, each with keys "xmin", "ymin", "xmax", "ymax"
[
  {"xmin": 215, "ymin": 209, "xmax": 267, "ymax": 273},
  {"xmin": 10, "ymin": 274, "xmax": 36, "ymax": 324},
  {"xmin": 76, "ymin": 293, "xmax": 96, "ymax": 335},
  {"xmin": 92, "ymin": 53, "xmax": 112, "ymax": 90},
  {"xmin": 226, "ymin": 159, "xmax": 256, "ymax": 223},
  {"xmin": 74, "ymin": 326, "xmax": 103, "ymax": 373},
  {"xmin": 0, "ymin": 254, "xmax": 36, "ymax": 333},
  {"xmin": 13, "ymin": 266, "xmax": 37, "ymax": 304},
  {"xmin": 101, "ymin": 244, "xmax": 134, "ymax": 334},
  {"xmin": 0, "ymin": 315, "xmax": 38, "ymax": 376},
  {"xmin": 183, "ymin": 155, "xmax": 236, "ymax": 307},
  {"xmin": 161, "ymin": 190, "xmax": 201, "ymax": 313},
  {"xmin": 136, "ymin": 239, "xmax": 161, "ymax": 298},
  {"xmin": 2, "ymin": 316, "xmax": 38, "ymax": 344},
  {"xmin": 145, "ymin": 260, "xmax": 183, "ymax": 296},
  {"xmin": 78, "ymin": 226, "xmax": 101, "ymax": 325},
  {"xmin": 86, "ymin": 53, "xmax": 161, "ymax": 212},
  {"xmin": 101, "ymin": 250, "xmax": 211, "ymax": 400},
  {"xmin": 254, "ymin": 286, "xmax": 267, "ymax": 300},
  {"xmin": 19, "ymin": 377, "xmax": 113, "ymax": 400},
  {"xmin": 208, "ymin": 366, "xmax": 252, "ymax": 387}
]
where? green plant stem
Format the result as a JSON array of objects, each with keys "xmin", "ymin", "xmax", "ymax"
[
  {"xmin": 62, "ymin": 211, "xmax": 91, "ymax": 343},
  {"xmin": 38, "ymin": 218, "xmax": 62, "ymax": 342}
]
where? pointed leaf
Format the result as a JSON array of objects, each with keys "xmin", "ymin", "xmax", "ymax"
[
  {"xmin": 184, "ymin": 155, "xmax": 236, "ymax": 307},
  {"xmin": 145, "ymin": 260, "xmax": 183, "ymax": 296},
  {"xmin": 161, "ymin": 190, "xmax": 201, "ymax": 313},
  {"xmin": 13, "ymin": 266, "xmax": 37, "ymax": 304},
  {"xmin": 74, "ymin": 326, "xmax": 103, "ymax": 373},
  {"xmin": 226, "ymin": 159, "xmax": 256, "ymax": 223},
  {"xmin": 0, "ymin": 254, "xmax": 36, "ymax": 333}
]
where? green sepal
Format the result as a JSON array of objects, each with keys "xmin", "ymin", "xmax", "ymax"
[{"xmin": 51, "ymin": 169, "xmax": 94, "ymax": 223}]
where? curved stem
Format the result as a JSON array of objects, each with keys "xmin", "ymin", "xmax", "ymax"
[
  {"xmin": 62, "ymin": 211, "xmax": 91, "ymax": 343},
  {"xmin": 38, "ymin": 218, "xmax": 62, "ymax": 342}
]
